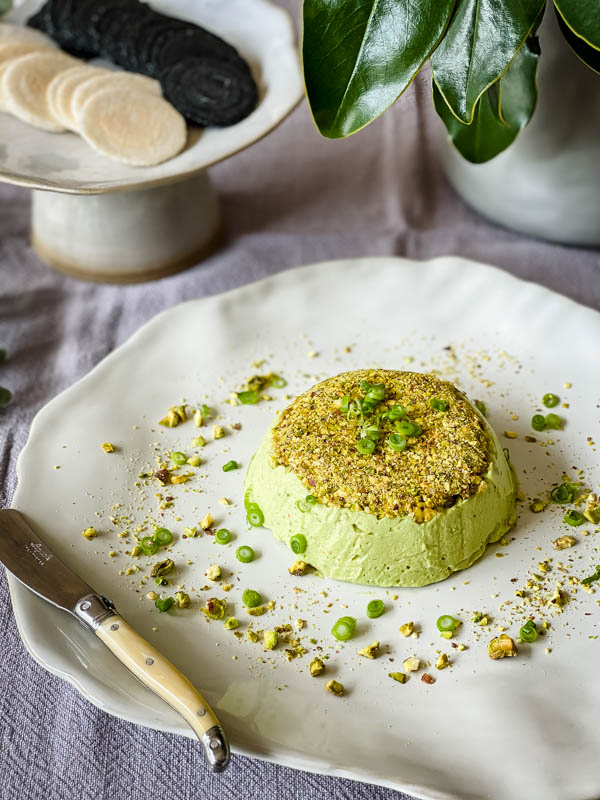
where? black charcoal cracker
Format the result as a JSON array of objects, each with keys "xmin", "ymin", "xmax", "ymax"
[
  {"xmin": 154, "ymin": 26, "xmax": 242, "ymax": 73},
  {"xmin": 160, "ymin": 56, "xmax": 258, "ymax": 127}
]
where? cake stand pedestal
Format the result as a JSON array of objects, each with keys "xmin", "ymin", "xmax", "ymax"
[{"xmin": 30, "ymin": 172, "xmax": 221, "ymax": 283}]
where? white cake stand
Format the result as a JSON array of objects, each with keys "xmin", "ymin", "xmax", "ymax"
[{"xmin": 0, "ymin": 0, "xmax": 303, "ymax": 282}]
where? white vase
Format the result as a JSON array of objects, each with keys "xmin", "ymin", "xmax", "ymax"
[{"xmin": 440, "ymin": 9, "xmax": 600, "ymax": 245}]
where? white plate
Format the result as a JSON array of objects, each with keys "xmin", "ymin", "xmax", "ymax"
[
  {"xmin": 10, "ymin": 257, "xmax": 600, "ymax": 800},
  {"xmin": 0, "ymin": 0, "xmax": 302, "ymax": 193}
]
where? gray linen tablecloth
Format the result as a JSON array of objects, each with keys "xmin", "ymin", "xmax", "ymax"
[{"xmin": 1, "ymin": 5, "xmax": 600, "ymax": 797}]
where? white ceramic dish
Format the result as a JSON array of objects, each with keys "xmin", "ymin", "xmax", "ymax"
[
  {"xmin": 2, "ymin": 0, "xmax": 302, "ymax": 193},
  {"xmin": 9, "ymin": 257, "xmax": 600, "ymax": 800}
]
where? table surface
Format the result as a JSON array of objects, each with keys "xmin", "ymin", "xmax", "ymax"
[{"xmin": 1, "ymin": 3, "xmax": 599, "ymax": 798}]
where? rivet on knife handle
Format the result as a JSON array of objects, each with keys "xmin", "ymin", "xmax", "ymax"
[{"xmin": 95, "ymin": 614, "xmax": 230, "ymax": 772}]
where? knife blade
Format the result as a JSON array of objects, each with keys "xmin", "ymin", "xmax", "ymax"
[{"xmin": 0, "ymin": 508, "xmax": 230, "ymax": 772}]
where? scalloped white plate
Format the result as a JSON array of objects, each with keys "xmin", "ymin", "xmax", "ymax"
[
  {"xmin": 0, "ymin": 0, "xmax": 302, "ymax": 193},
  {"xmin": 9, "ymin": 257, "xmax": 600, "ymax": 800}
]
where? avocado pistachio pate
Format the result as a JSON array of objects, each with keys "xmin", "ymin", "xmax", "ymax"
[{"xmin": 245, "ymin": 369, "xmax": 518, "ymax": 588}]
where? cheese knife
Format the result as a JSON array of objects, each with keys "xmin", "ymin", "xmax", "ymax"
[{"xmin": 0, "ymin": 508, "xmax": 230, "ymax": 772}]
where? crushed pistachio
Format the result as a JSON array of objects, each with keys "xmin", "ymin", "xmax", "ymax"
[
  {"xmin": 212, "ymin": 425, "xmax": 225, "ymax": 440},
  {"xmin": 553, "ymin": 535, "xmax": 576, "ymax": 550},
  {"xmin": 504, "ymin": 431, "xmax": 518, "ymax": 439},
  {"xmin": 187, "ymin": 455, "xmax": 201, "ymax": 467},
  {"xmin": 288, "ymin": 560, "xmax": 312, "ymax": 576},
  {"xmin": 421, "ymin": 673, "xmax": 435, "ymax": 684},
  {"xmin": 218, "ymin": 497, "xmax": 230, "ymax": 506},
  {"xmin": 159, "ymin": 405, "xmax": 187, "ymax": 427},
  {"xmin": 101, "ymin": 442, "xmax": 115, "ymax": 453},
  {"xmin": 184, "ymin": 526, "xmax": 198, "ymax": 538},
  {"xmin": 436, "ymin": 653, "xmax": 450, "ymax": 670},
  {"xmin": 294, "ymin": 619, "xmax": 306, "ymax": 630},
  {"xmin": 206, "ymin": 564, "xmax": 221, "ymax": 581},
  {"xmin": 488, "ymin": 634, "xmax": 518, "ymax": 659},
  {"xmin": 389, "ymin": 671, "xmax": 408, "ymax": 683},
  {"xmin": 81, "ymin": 527, "xmax": 98, "ymax": 540},
  {"xmin": 170, "ymin": 474, "xmax": 189, "ymax": 485},
  {"xmin": 399, "ymin": 622, "xmax": 414, "ymax": 637},
  {"xmin": 193, "ymin": 410, "xmax": 204, "ymax": 427},
  {"xmin": 584, "ymin": 494, "xmax": 600, "ymax": 524},
  {"xmin": 309, "ymin": 657, "xmax": 325, "ymax": 676},
  {"xmin": 150, "ymin": 558, "xmax": 175, "ymax": 578},
  {"xmin": 247, "ymin": 605, "xmax": 266, "ymax": 616},
  {"xmin": 192, "ymin": 435, "xmax": 206, "ymax": 447},
  {"xmin": 272, "ymin": 370, "xmax": 490, "ymax": 518},
  {"xmin": 200, "ymin": 512, "xmax": 213, "ymax": 530},
  {"xmin": 358, "ymin": 641, "xmax": 380, "ymax": 659},
  {"xmin": 247, "ymin": 629, "xmax": 259, "ymax": 642},
  {"xmin": 529, "ymin": 499, "xmax": 549, "ymax": 513},
  {"xmin": 202, "ymin": 597, "xmax": 227, "ymax": 620},
  {"xmin": 325, "ymin": 679, "xmax": 344, "ymax": 696},
  {"xmin": 264, "ymin": 630, "xmax": 278, "ymax": 650},
  {"xmin": 175, "ymin": 591, "xmax": 190, "ymax": 608},
  {"xmin": 145, "ymin": 591, "xmax": 157, "ymax": 600},
  {"xmin": 403, "ymin": 656, "xmax": 421, "ymax": 672}
]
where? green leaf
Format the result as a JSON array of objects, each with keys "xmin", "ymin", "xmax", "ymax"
[
  {"xmin": 434, "ymin": 36, "xmax": 540, "ymax": 163},
  {"xmin": 431, "ymin": 0, "xmax": 545, "ymax": 124},
  {"xmin": 0, "ymin": 0, "xmax": 11, "ymax": 14},
  {"xmin": 302, "ymin": 0, "xmax": 456, "ymax": 139},
  {"xmin": 554, "ymin": 0, "xmax": 600, "ymax": 49},
  {"xmin": 555, "ymin": 6, "xmax": 600, "ymax": 71}
]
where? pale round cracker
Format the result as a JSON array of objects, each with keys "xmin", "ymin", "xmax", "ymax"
[
  {"xmin": 47, "ymin": 65, "xmax": 109, "ymax": 130},
  {"xmin": 3, "ymin": 51, "xmax": 79, "ymax": 131},
  {"xmin": 0, "ymin": 41, "xmax": 55, "ymax": 110},
  {"xmin": 79, "ymin": 87, "xmax": 186, "ymax": 166},
  {"xmin": 0, "ymin": 23, "xmax": 57, "ymax": 49},
  {"xmin": 71, "ymin": 72, "xmax": 161, "ymax": 132}
]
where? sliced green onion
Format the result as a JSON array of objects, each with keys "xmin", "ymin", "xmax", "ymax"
[
  {"xmin": 236, "ymin": 545, "xmax": 255, "ymax": 563},
  {"xmin": 545, "ymin": 413, "xmax": 563, "ymax": 430},
  {"xmin": 366, "ymin": 599, "xmax": 385, "ymax": 618},
  {"xmin": 242, "ymin": 589, "xmax": 262, "ymax": 608},
  {"xmin": 171, "ymin": 451, "xmax": 187, "ymax": 465},
  {"xmin": 473, "ymin": 400, "xmax": 487, "ymax": 416},
  {"xmin": 215, "ymin": 528, "xmax": 232, "ymax": 544},
  {"xmin": 356, "ymin": 438, "xmax": 376, "ymax": 455},
  {"xmin": 388, "ymin": 404, "xmax": 406, "ymax": 420},
  {"xmin": 520, "ymin": 620, "xmax": 538, "ymax": 642},
  {"xmin": 503, "ymin": 448, "xmax": 511, "ymax": 462},
  {"xmin": 140, "ymin": 536, "xmax": 159, "ymax": 555},
  {"xmin": 0, "ymin": 387, "xmax": 12, "ymax": 405},
  {"xmin": 340, "ymin": 395, "xmax": 350, "ymax": 413},
  {"xmin": 331, "ymin": 616, "xmax": 357, "ymax": 641},
  {"xmin": 564, "ymin": 510, "xmax": 585, "ymax": 527},
  {"xmin": 436, "ymin": 614, "xmax": 459, "ymax": 632},
  {"xmin": 359, "ymin": 380, "xmax": 371, "ymax": 393},
  {"xmin": 582, "ymin": 566, "xmax": 600, "ymax": 585},
  {"xmin": 201, "ymin": 404, "xmax": 211, "ymax": 417},
  {"xmin": 429, "ymin": 397, "xmax": 448, "ymax": 412},
  {"xmin": 388, "ymin": 433, "xmax": 407, "ymax": 452},
  {"xmin": 395, "ymin": 420, "xmax": 422, "ymax": 437},
  {"xmin": 531, "ymin": 414, "xmax": 546, "ymax": 431},
  {"xmin": 290, "ymin": 534, "xmax": 307, "ymax": 554},
  {"xmin": 244, "ymin": 490, "xmax": 253, "ymax": 512},
  {"xmin": 367, "ymin": 383, "xmax": 386, "ymax": 401},
  {"xmin": 222, "ymin": 460, "xmax": 239, "ymax": 472},
  {"xmin": 155, "ymin": 596, "xmax": 174, "ymax": 612},
  {"xmin": 246, "ymin": 503, "xmax": 265, "ymax": 527},
  {"xmin": 551, "ymin": 482, "xmax": 578, "ymax": 504},
  {"xmin": 270, "ymin": 375, "xmax": 287, "ymax": 388},
  {"xmin": 154, "ymin": 527, "xmax": 173, "ymax": 546},
  {"xmin": 238, "ymin": 390, "xmax": 259, "ymax": 405},
  {"xmin": 296, "ymin": 495, "xmax": 317, "ymax": 513},
  {"xmin": 361, "ymin": 423, "xmax": 381, "ymax": 441},
  {"xmin": 542, "ymin": 393, "xmax": 559, "ymax": 408}
]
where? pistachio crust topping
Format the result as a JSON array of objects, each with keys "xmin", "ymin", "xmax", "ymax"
[{"xmin": 272, "ymin": 370, "xmax": 490, "ymax": 518}]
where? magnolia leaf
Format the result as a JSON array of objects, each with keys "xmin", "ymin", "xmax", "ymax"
[
  {"xmin": 302, "ymin": 0, "xmax": 456, "ymax": 139},
  {"xmin": 434, "ymin": 36, "xmax": 540, "ymax": 163},
  {"xmin": 555, "ymin": 6, "xmax": 600, "ymax": 71},
  {"xmin": 554, "ymin": 0, "xmax": 600, "ymax": 50},
  {"xmin": 431, "ymin": 0, "xmax": 545, "ymax": 124}
]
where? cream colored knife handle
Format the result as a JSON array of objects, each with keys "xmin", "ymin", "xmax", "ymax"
[{"xmin": 95, "ymin": 614, "xmax": 229, "ymax": 771}]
